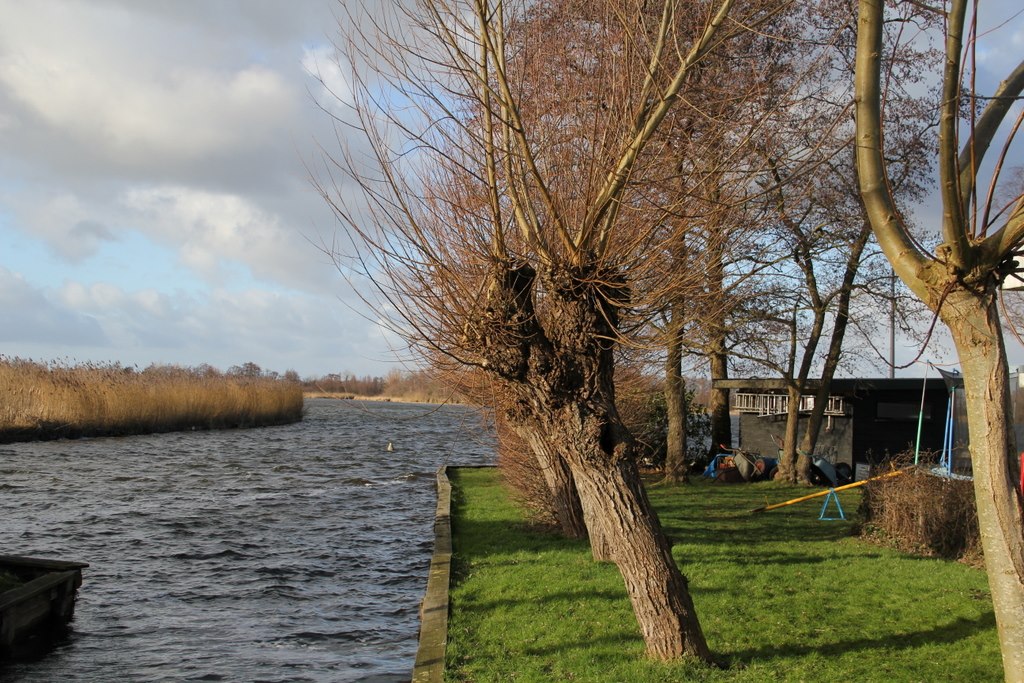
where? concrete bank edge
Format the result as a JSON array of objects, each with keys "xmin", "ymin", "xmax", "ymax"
[
  {"xmin": 411, "ymin": 465, "xmax": 454, "ymax": 682},
  {"xmin": 412, "ymin": 464, "xmax": 493, "ymax": 682}
]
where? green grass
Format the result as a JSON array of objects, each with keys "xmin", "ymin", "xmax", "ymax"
[{"xmin": 446, "ymin": 468, "xmax": 1000, "ymax": 682}]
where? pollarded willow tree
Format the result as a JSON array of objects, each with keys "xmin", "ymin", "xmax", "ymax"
[
  {"xmin": 318, "ymin": 0, "xmax": 786, "ymax": 661},
  {"xmin": 855, "ymin": 0, "xmax": 1024, "ymax": 678}
]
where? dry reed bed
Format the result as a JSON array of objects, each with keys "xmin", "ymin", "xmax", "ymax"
[{"xmin": 0, "ymin": 358, "xmax": 303, "ymax": 442}]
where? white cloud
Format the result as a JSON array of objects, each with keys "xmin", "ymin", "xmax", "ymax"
[
  {"xmin": 14, "ymin": 194, "xmax": 117, "ymax": 263},
  {"xmin": 34, "ymin": 275, "xmax": 394, "ymax": 375},
  {"xmin": 120, "ymin": 185, "xmax": 332, "ymax": 292},
  {"xmin": 975, "ymin": 6, "xmax": 1024, "ymax": 76},
  {"xmin": 0, "ymin": 267, "xmax": 108, "ymax": 347},
  {"xmin": 0, "ymin": 50, "xmax": 294, "ymax": 167},
  {"xmin": 0, "ymin": 0, "xmax": 436, "ymax": 375},
  {"xmin": 0, "ymin": 0, "xmax": 328, "ymax": 194},
  {"xmin": 59, "ymin": 281, "xmax": 128, "ymax": 312}
]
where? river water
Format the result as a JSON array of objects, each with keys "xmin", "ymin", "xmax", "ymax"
[{"xmin": 0, "ymin": 399, "xmax": 494, "ymax": 682}]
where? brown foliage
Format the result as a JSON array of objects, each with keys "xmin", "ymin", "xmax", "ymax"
[
  {"xmin": 493, "ymin": 416, "xmax": 559, "ymax": 527},
  {"xmin": 0, "ymin": 357, "xmax": 303, "ymax": 441},
  {"xmin": 859, "ymin": 459, "xmax": 980, "ymax": 565}
]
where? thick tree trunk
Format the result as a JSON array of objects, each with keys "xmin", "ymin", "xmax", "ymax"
[
  {"xmin": 776, "ymin": 383, "xmax": 811, "ymax": 484},
  {"xmin": 853, "ymin": 2, "xmax": 1024, "ymax": 675},
  {"xmin": 663, "ymin": 317, "xmax": 689, "ymax": 483},
  {"xmin": 472, "ymin": 262, "xmax": 712, "ymax": 661},
  {"xmin": 943, "ymin": 290, "xmax": 1024, "ymax": 681},
  {"xmin": 567, "ymin": 443, "xmax": 711, "ymax": 660},
  {"xmin": 518, "ymin": 426, "xmax": 589, "ymax": 539},
  {"xmin": 518, "ymin": 424, "xmax": 613, "ymax": 559},
  {"xmin": 707, "ymin": 337, "xmax": 732, "ymax": 459},
  {"xmin": 777, "ymin": 384, "xmax": 802, "ymax": 483},
  {"xmin": 536, "ymin": 392, "xmax": 711, "ymax": 660}
]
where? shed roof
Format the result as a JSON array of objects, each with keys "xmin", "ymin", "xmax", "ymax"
[{"xmin": 714, "ymin": 377, "xmax": 951, "ymax": 395}]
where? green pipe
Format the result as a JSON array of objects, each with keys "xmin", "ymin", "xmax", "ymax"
[{"xmin": 914, "ymin": 365, "xmax": 929, "ymax": 465}]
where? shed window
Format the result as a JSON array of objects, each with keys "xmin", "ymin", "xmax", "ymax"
[{"xmin": 876, "ymin": 402, "xmax": 931, "ymax": 421}]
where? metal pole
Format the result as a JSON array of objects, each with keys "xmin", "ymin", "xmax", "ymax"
[
  {"xmin": 914, "ymin": 364, "xmax": 929, "ymax": 465},
  {"xmin": 889, "ymin": 270, "xmax": 896, "ymax": 379}
]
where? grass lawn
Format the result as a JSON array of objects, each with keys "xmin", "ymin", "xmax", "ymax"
[{"xmin": 445, "ymin": 467, "xmax": 1000, "ymax": 682}]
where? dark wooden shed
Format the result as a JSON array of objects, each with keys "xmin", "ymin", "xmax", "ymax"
[{"xmin": 714, "ymin": 377, "xmax": 957, "ymax": 473}]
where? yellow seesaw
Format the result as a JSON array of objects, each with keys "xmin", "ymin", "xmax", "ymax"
[{"xmin": 749, "ymin": 467, "xmax": 910, "ymax": 513}]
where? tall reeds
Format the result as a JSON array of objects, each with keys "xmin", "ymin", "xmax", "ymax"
[{"xmin": 0, "ymin": 358, "xmax": 303, "ymax": 442}]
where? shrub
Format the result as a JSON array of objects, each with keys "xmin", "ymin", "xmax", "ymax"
[
  {"xmin": 619, "ymin": 388, "xmax": 711, "ymax": 469},
  {"xmin": 858, "ymin": 455, "xmax": 980, "ymax": 564},
  {"xmin": 493, "ymin": 415, "xmax": 560, "ymax": 527}
]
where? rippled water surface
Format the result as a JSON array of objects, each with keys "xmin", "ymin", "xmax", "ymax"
[{"xmin": 0, "ymin": 399, "xmax": 493, "ymax": 682}]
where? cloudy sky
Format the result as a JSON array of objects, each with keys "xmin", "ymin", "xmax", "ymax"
[
  {"xmin": 0, "ymin": 1, "xmax": 1021, "ymax": 379},
  {"xmin": 0, "ymin": 0, "xmax": 398, "ymax": 378}
]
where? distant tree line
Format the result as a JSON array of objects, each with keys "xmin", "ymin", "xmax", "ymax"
[
  {"xmin": 300, "ymin": 368, "xmax": 455, "ymax": 403},
  {"xmin": 302, "ymin": 371, "xmax": 386, "ymax": 396}
]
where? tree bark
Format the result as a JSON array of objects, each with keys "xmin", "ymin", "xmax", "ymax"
[
  {"xmin": 942, "ymin": 289, "xmax": 1024, "ymax": 681},
  {"xmin": 663, "ymin": 310, "xmax": 689, "ymax": 483},
  {"xmin": 707, "ymin": 335, "xmax": 732, "ymax": 458},
  {"xmin": 470, "ymin": 262, "xmax": 713, "ymax": 661},
  {"xmin": 517, "ymin": 425, "xmax": 589, "ymax": 539},
  {"xmin": 517, "ymin": 423, "xmax": 614, "ymax": 559},
  {"xmin": 777, "ymin": 383, "xmax": 804, "ymax": 483},
  {"xmin": 566, "ymin": 440, "xmax": 711, "ymax": 660}
]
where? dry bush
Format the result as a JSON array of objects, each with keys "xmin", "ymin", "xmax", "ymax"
[
  {"xmin": 0, "ymin": 358, "xmax": 304, "ymax": 441},
  {"xmin": 859, "ymin": 456, "xmax": 980, "ymax": 564},
  {"xmin": 493, "ymin": 415, "xmax": 560, "ymax": 528},
  {"xmin": 428, "ymin": 364, "xmax": 557, "ymax": 525},
  {"xmin": 615, "ymin": 371, "xmax": 666, "ymax": 467}
]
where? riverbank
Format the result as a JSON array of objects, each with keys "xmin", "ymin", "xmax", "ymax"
[
  {"xmin": 0, "ymin": 359, "xmax": 303, "ymax": 443},
  {"xmin": 445, "ymin": 468, "xmax": 999, "ymax": 681}
]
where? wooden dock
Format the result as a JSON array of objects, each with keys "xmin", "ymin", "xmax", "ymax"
[{"xmin": 0, "ymin": 555, "xmax": 89, "ymax": 658}]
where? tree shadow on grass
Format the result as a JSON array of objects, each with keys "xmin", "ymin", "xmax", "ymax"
[
  {"xmin": 447, "ymin": 471, "xmax": 998, "ymax": 676},
  {"xmin": 452, "ymin": 587, "xmax": 627, "ymax": 615},
  {"xmin": 683, "ymin": 548, "xmax": 885, "ymax": 567},
  {"xmin": 727, "ymin": 610, "xmax": 996, "ymax": 663}
]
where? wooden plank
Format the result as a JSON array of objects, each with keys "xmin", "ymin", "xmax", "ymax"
[
  {"xmin": 0, "ymin": 555, "xmax": 89, "ymax": 573},
  {"xmin": 0, "ymin": 570, "xmax": 80, "ymax": 653}
]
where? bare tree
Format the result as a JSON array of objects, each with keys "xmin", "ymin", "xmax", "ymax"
[
  {"xmin": 317, "ymin": 0, "xmax": 790, "ymax": 661},
  {"xmin": 644, "ymin": 14, "xmax": 797, "ymax": 481},
  {"xmin": 721, "ymin": 0, "xmax": 937, "ymax": 483},
  {"xmin": 855, "ymin": 0, "xmax": 1024, "ymax": 677}
]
